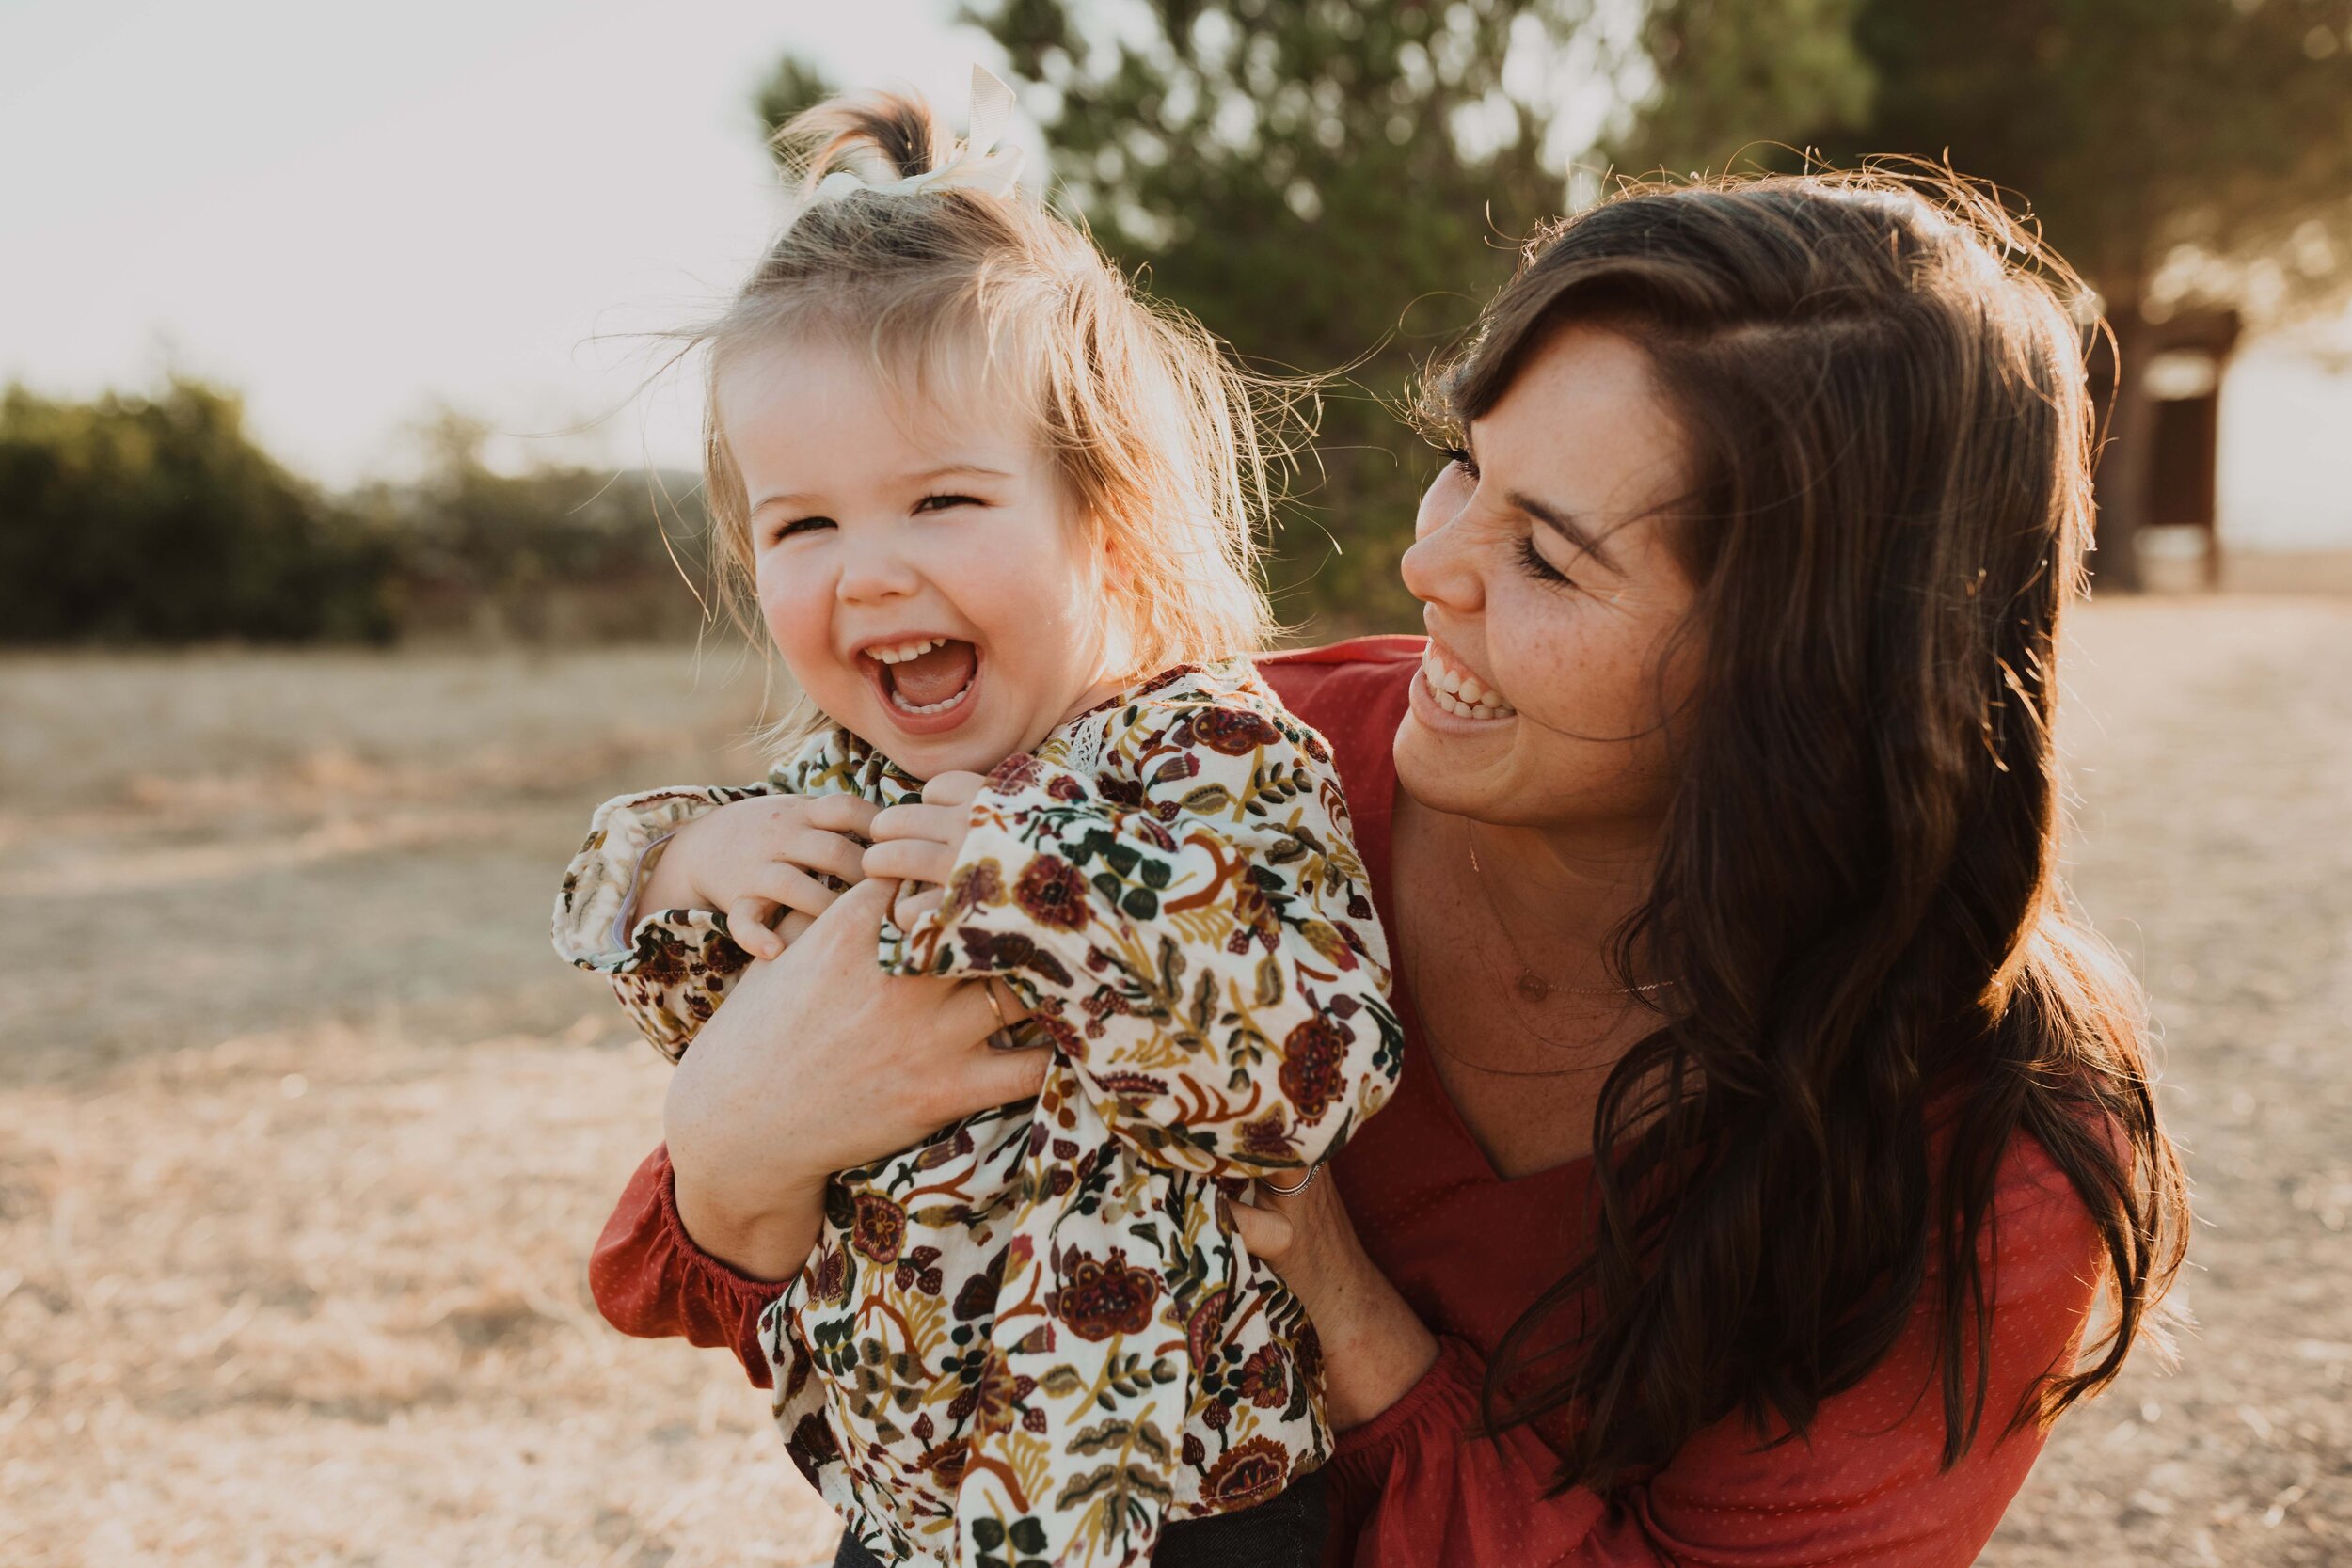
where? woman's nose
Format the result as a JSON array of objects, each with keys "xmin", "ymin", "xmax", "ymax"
[{"xmin": 1400, "ymin": 490, "xmax": 1483, "ymax": 615}]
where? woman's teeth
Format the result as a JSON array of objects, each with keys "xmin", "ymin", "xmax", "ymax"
[
  {"xmin": 1422, "ymin": 650, "xmax": 1516, "ymax": 720},
  {"xmin": 869, "ymin": 637, "xmax": 946, "ymax": 664}
]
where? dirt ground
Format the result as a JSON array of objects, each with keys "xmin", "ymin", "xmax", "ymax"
[{"xmin": 2, "ymin": 599, "xmax": 2346, "ymax": 1566}]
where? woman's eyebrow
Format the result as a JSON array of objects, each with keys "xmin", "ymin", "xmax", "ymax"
[{"xmin": 1508, "ymin": 489, "xmax": 1623, "ymax": 573}]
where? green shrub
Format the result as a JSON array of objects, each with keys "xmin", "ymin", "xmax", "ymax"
[{"xmin": 0, "ymin": 378, "xmax": 396, "ymax": 644}]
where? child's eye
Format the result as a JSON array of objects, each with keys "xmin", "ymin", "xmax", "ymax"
[
  {"xmin": 914, "ymin": 493, "xmax": 982, "ymax": 514},
  {"xmin": 1438, "ymin": 445, "xmax": 1479, "ymax": 480},
  {"xmin": 1516, "ymin": 535, "xmax": 1576, "ymax": 589},
  {"xmin": 768, "ymin": 515, "xmax": 834, "ymax": 544}
]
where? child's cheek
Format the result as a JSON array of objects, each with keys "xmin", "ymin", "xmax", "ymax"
[{"xmin": 757, "ymin": 565, "xmax": 837, "ymax": 690}]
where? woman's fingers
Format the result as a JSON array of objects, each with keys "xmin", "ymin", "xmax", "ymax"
[
  {"xmin": 775, "ymin": 909, "xmax": 817, "ymax": 947},
  {"xmin": 863, "ymin": 837, "xmax": 956, "ymax": 885},
  {"xmin": 893, "ymin": 884, "xmax": 945, "ymax": 929},
  {"xmin": 723, "ymin": 896, "xmax": 786, "ymax": 960},
  {"xmin": 1227, "ymin": 1196, "xmax": 1295, "ymax": 1260},
  {"xmin": 956, "ymin": 1027, "xmax": 1052, "ymax": 1111}
]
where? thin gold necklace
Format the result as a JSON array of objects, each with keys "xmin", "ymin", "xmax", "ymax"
[
  {"xmin": 1462, "ymin": 818, "xmax": 1679, "ymax": 1004},
  {"xmin": 1401, "ymin": 951, "xmax": 1613, "ymax": 1078}
]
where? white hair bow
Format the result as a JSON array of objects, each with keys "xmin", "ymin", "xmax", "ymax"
[{"xmin": 810, "ymin": 65, "xmax": 1025, "ymax": 206}]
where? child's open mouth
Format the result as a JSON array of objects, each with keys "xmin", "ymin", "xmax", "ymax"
[{"xmin": 862, "ymin": 636, "xmax": 981, "ymax": 733}]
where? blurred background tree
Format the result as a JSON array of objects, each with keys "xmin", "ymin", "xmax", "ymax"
[
  {"xmin": 1622, "ymin": 0, "xmax": 2352, "ymax": 586},
  {"xmin": 960, "ymin": 0, "xmax": 1835, "ymax": 631},
  {"xmin": 0, "ymin": 379, "xmax": 708, "ymax": 646},
  {"xmin": 755, "ymin": 54, "xmax": 838, "ymax": 155},
  {"xmin": 0, "ymin": 378, "xmax": 395, "ymax": 644},
  {"xmin": 349, "ymin": 410, "xmax": 711, "ymax": 643}
]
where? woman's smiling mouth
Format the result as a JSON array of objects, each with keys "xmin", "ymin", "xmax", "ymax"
[{"xmin": 1420, "ymin": 643, "xmax": 1517, "ymax": 721}]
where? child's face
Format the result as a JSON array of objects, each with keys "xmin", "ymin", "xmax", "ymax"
[{"xmin": 722, "ymin": 335, "xmax": 1121, "ymax": 778}]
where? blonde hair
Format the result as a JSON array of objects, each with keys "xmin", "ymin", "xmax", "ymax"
[{"xmin": 696, "ymin": 86, "xmax": 1289, "ymax": 697}]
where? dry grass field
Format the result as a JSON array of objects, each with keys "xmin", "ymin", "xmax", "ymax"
[{"xmin": 3, "ymin": 598, "xmax": 2347, "ymax": 1566}]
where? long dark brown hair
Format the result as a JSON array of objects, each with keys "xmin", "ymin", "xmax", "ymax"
[{"xmin": 1428, "ymin": 168, "xmax": 2187, "ymax": 1494}]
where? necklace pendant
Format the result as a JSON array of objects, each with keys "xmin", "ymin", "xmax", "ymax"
[{"xmin": 1514, "ymin": 971, "xmax": 1552, "ymax": 1004}]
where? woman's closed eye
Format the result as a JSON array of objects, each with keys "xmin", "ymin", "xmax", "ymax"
[{"xmin": 1516, "ymin": 535, "xmax": 1578, "ymax": 589}]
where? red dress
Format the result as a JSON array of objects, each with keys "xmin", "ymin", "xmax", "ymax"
[{"xmin": 589, "ymin": 638, "xmax": 2106, "ymax": 1567}]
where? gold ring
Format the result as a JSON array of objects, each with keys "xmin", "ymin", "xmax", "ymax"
[
  {"xmin": 981, "ymin": 979, "xmax": 1009, "ymax": 1032},
  {"xmin": 1258, "ymin": 1166, "xmax": 1317, "ymax": 1197}
]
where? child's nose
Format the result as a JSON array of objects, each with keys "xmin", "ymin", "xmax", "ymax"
[{"xmin": 834, "ymin": 531, "xmax": 922, "ymax": 604}]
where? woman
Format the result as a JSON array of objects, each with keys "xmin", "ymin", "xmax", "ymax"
[{"xmin": 592, "ymin": 170, "xmax": 2185, "ymax": 1564}]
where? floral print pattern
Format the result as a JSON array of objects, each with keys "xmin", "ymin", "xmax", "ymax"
[{"xmin": 552, "ymin": 659, "xmax": 1400, "ymax": 1568}]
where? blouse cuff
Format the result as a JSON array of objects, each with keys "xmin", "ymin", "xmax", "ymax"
[
  {"xmin": 650, "ymin": 1148, "xmax": 800, "ymax": 1309},
  {"xmin": 1330, "ymin": 1334, "xmax": 1486, "ymax": 1481}
]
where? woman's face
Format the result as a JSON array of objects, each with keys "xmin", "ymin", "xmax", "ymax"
[{"xmin": 1395, "ymin": 323, "xmax": 1701, "ymax": 838}]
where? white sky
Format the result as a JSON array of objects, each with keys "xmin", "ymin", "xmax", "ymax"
[{"xmin": 4, "ymin": 0, "xmax": 2348, "ymax": 547}]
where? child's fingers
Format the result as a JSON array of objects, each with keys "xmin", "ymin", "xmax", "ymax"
[
  {"xmin": 753, "ymin": 862, "xmax": 848, "ymax": 920},
  {"xmin": 920, "ymin": 770, "xmax": 987, "ymax": 808},
  {"xmin": 774, "ymin": 909, "xmax": 817, "ymax": 948},
  {"xmin": 862, "ymin": 838, "xmax": 956, "ymax": 885},
  {"xmin": 723, "ymin": 896, "xmax": 786, "ymax": 960},
  {"xmin": 780, "ymin": 826, "xmax": 868, "ymax": 886},
  {"xmin": 799, "ymin": 794, "xmax": 882, "ymax": 838},
  {"xmin": 868, "ymin": 801, "xmax": 968, "ymax": 845}
]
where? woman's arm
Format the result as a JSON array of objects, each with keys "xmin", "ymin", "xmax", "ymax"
[
  {"xmin": 1244, "ymin": 1137, "xmax": 2105, "ymax": 1566},
  {"xmin": 589, "ymin": 1143, "xmax": 787, "ymax": 1384}
]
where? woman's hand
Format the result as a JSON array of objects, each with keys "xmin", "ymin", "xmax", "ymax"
[
  {"xmin": 638, "ymin": 793, "xmax": 882, "ymax": 961},
  {"xmin": 662, "ymin": 877, "xmax": 1050, "ymax": 1281},
  {"xmin": 1231, "ymin": 1174, "xmax": 1441, "ymax": 1431}
]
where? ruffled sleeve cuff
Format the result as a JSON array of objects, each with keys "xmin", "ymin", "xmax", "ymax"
[
  {"xmin": 1328, "ymin": 1334, "xmax": 1486, "ymax": 1485},
  {"xmin": 554, "ymin": 785, "xmax": 750, "ymax": 971},
  {"xmin": 588, "ymin": 1144, "xmax": 789, "ymax": 1387}
]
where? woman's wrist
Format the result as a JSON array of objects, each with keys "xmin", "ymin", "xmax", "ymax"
[
  {"xmin": 1311, "ymin": 1237, "xmax": 1442, "ymax": 1431},
  {"xmin": 668, "ymin": 1156, "xmax": 825, "ymax": 1282}
]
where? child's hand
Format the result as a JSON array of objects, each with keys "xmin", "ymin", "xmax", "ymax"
[
  {"xmin": 639, "ymin": 794, "xmax": 882, "ymax": 961},
  {"xmin": 864, "ymin": 770, "xmax": 987, "ymax": 928}
]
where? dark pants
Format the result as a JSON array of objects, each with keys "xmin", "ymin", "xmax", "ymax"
[{"xmin": 830, "ymin": 1470, "xmax": 1329, "ymax": 1567}]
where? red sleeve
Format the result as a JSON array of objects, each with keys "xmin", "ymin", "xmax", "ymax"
[
  {"xmin": 1327, "ymin": 1140, "xmax": 2105, "ymax": 1567},
  {"xmin": 588, "ymin": 1144, "xmax": 788, "ymax": 1388}
]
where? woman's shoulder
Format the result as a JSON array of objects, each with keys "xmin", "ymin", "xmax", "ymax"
[{"xmin": 1252, "ymin": 637, "xmax": 1423, "ymax": 795}]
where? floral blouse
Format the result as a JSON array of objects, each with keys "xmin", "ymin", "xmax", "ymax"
[{"xmin": 551, "ymin": 658, "xmax": 1401, "ymax": 1568}]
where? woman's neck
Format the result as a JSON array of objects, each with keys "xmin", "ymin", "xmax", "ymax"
[{"xmin": 1443, "ymin": 811, "xmax": 1665, "ymax": 991}]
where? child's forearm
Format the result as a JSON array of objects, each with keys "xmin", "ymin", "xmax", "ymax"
[{"xmin": 633, "ymin": 831, "xmax": 701, "ymax": 919}]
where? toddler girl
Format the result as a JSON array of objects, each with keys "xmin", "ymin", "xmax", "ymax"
[{"xmin": 551, "ymin": 70, "xmax": 1398, "ymax": 1568}]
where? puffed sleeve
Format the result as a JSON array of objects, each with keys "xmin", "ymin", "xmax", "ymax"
[
  {"xmin": 886, "ymin": 669, "xmax": 1403, "ymax": 1180},
  {"xmin": 549, "ymin": 728, "xmax": 922, "ymax": 1060},
  {"xmin": 551, "ymin": 782, "xmax": 783, "ymax": 1059},
  {"xmin": 1327, "ymin": 1138, "xmax": 2106, "ymax": 1566},
  {"xmin": 588, "ymin": 1144, "xmax": 792, "ymax": 1389}
]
